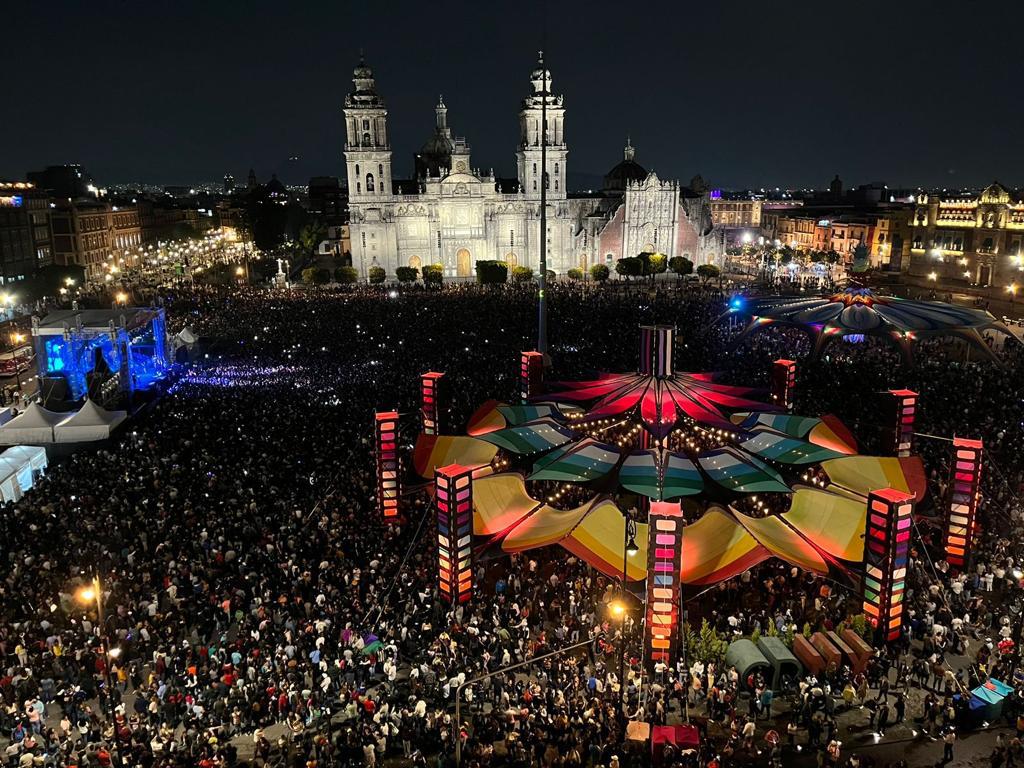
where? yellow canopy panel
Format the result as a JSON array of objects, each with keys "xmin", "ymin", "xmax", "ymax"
[
  {"xmin": 472, "ymin": 472, "xmax": 541, "ymax": 537},
  {"xmin": 466, "ymin": 399, "xmax": 507, "ymax": 436},
  {"xmin": 413, "ymin": 434, "xmax": 498, "ymax": 478},
  {"xmin": 733, "ymin": 510, "xmax": 829, "ymax": 575},
  {"xmin": 783, "ymin": 488, "xmax": 866, "ymax": 562},
  {"xmin": 820, "ymin": 455, "xmax": 923, "ymax": 501},
  {"xmin": 501, "ymin": 498, "xmax": 596, "ymax": 552},
  {"xmin": 679, "ymin": 507, "xmax": 769, "ymax": 585},
  {"xmin": 561, "ymin": 500, "xmax": 649, "ymax": 582}
]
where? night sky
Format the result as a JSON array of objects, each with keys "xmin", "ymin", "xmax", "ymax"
[{"xmin": 6, "ymin": 0, "xmax": 1023, "ymax": 190}]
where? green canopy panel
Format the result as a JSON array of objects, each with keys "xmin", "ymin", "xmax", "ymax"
[
  {"xmin": 739, "ymin": 427, "xmax": 846, "ymax": 465},
  {"xmin": 662, "ymin": 452, "xmax": 703, "ymax": 499},
  {"xmin": 732, "ymin": 411, "xmax": 820, "ymax": 439},
  {"xmin": 476, "ymin": 417, "xmax": 577, "ymax": 455},
  {"xmin": 699, "ymin": 447, "xmax": 791, "ymax": 494},
  {"xmin": 497, "ymin": 404, "xmax": 563, "ymax": 426},
  {"xmin": 619, "ymin": 451, "xmax": 660, "ymax": 499},
  {"xmin": 529, "ymin": 438, "xmax": 621, "ymax": 483}
]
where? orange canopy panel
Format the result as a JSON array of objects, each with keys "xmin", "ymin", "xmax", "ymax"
[
  {"xmin": 472, "ymin": 472, "xmax": 541, "ymax": 537},
  {"xmin": 808, "ymin": 416, "xmax": 858, "ymax": 455},
  {"xmin": 466, "ymin": 399, "xmax": 507, "ymax": 436},
  {"xmin": 501, "ymin": 498, "xmax": 598, "ymax": 552},
  {"xmin": 783, "ymin": 488, "xmax": 866, "ymax": 562},
  {"xmin": 561, "ymin": 500, "xmax": 650, "ymax": 582},
  {"xmin": 679, "ymin": 507, "xmax": 770, "ymax": 585},
  {"xmin": 820, "ymin": 455, "xmax": 927, "ymax": 502},
  {"xmin": 733, "ymin": 511, "xmax": 829, "ymax": 575},
  {"xmin": 413, "ymin": 434, "xmax": 498, "ymax": 478}
]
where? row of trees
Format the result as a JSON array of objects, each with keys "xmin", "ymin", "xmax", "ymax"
[{"xmin": 300, "ymin": 252, "xmax": 721, "ymax": 286}]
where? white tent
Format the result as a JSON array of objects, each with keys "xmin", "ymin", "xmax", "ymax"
[
  {"xmin": 53, "ymin": 399, "xmax": 127, "ymax": 443},
  {"xmin": 176, "ymin": 326, "xmax": 197, "ymax": 345},
  {"xmin": 0, "ymin": 403, "xmax": 66, "ymax": 445},
  {"xmin": 1, "ymin": 445, "xmax": 48, "ymax": 477},
  {"xmin": 0, "ymin": 458, "xmax": 24, "ymax": 502}
]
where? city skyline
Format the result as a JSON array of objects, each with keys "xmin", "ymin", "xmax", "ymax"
[{"xmin": 5, "ymin": 0, "xmax": 1024, "ymax": 190}]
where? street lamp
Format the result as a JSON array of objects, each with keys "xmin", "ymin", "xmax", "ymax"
[
  {"xmin": 10, "ymin": 333, "xmax": 25, "ymax": 392},
  {"xmin": 76, "ymin": 576, "xmax": 123, "ymax": 768},
  {"xmin": 928, "ymin": 271, "xmax": 938, "ymax": 281}
]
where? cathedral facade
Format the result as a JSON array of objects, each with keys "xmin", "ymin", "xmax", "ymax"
[{"xmin": 343, "ymin": 56, "xmax": 723, "ymax": 279}]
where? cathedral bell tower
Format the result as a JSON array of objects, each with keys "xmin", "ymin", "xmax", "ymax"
[
  {"xmin": 516, "ymin": 52, "xmax": 567, "ymax": 201},
  {"xmin": 343, "ymin": 58, "xmax": 392, "ymax": 201}
]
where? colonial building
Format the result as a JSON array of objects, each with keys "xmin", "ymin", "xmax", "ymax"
[
  {"xmin": 761, "ymin": 207, "xmax": 911, "ymax": 270},
  {"xmin": 710, "ymin": 198, "xmax": 762, "ymax": 245},
  {"xmin": 50, "ymin": 201, "xmax": 142, "ymax": 279},
  {"xmin": 343, "ymin": 56, "xmax": 722, "ymax": 279},
  {"xmin": 907, "ymin": 182, "xmax": 1024, "ymax": 287}
]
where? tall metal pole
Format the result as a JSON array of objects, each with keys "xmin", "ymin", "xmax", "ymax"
[
  {"xmin": 93, "ymin": 574, "xmax": 123, "ymax": 768},
  {"xmin": 537, "ymin": 51, "xmax": 549, "ymax": 360},
  {"xmin": 619, "ymin": 513, "xmax": 629, "ymax": 714}
]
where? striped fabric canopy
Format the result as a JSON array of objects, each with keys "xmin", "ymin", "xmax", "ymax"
[
  {"xmin": 739, "ymin": 427, "xmax": 846, "ymax": 465},
  {"xmin": 497, "ymin": 403, "xmax": 563, "ymax": 426},
  {"xmin": 619, "ymin": 450, "xmax": 703, "ymax": 500},
  {"xmin": 476, "ymin": 417, "xmax": 577, "ymax": 455},
  {"xmin": 529, "ymin": 438, "xmax": 621, "ymax": 483},
  {"xmin": 698, "ymin": 447, "xmax": 790, "ymax": 494}
]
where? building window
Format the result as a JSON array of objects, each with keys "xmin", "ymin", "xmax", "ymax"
[
  {"xmin": 533, "ymin": 180, "xmax": 537, "ymax": 191},
  {"xmin": 554, "ymin": 180, "xmax": 558, "ymax": 191},
  {"xmin": 363, "ymin": 132, "xmax": 371, "ymax": 146},
  {"xmin": 363, "ymin": 119, "xmax": 369, "ymax": 130},
  {"xmin": 510, "ymin": 230, "xmax": 515, "ymax": 247},
  {"xmin": 554, "ymin": 162, "xmax": 559, "ymax": 175},
  {"xmin": 378, "ymin": 163, "xmax": 383, "ymax": 178},
  {"xmin": 356, "ymin": 182, "xmax": 361, "ymax": 193},
  {"xmin": 366, "ymin": 174, "xmax": 375, "ymax": 192},
  {"xmin": 361, "ymin": 232, "xmax": 366, "ymax": 249},
  {"xmin": 356, "ymin": 164, "xmax": 360, "ymax": 176}
]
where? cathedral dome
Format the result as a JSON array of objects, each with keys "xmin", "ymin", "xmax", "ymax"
[{"xmin": 603, "ymin": 139, "xmax": 647, "ymax": 192}]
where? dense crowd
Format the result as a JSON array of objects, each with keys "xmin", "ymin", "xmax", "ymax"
[{"xmin": 0, "ymin": 282, "xmax": 1022, "ymax": 768}]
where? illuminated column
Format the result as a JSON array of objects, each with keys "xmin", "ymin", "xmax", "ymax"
[
  {"xmin": 884, "ymin": 389, "xmax": 918, "ymax": 457},
  {"xmin": 520, "ymin": 351, "xmax": 543, "ymax": 402},
  {"xmin": 944, "ymin": 437, "xmax": 983, "ymax": 570},
  {"xmin": 862, "ymin": 488, "xmax": 914, "ymax": 643},
  {"xmin": 435, "ymin": 463, "xmax": 474, "ymax": 604},
  {"xmin": 771, "ymin": 359, "xmax": 797, "ymax": 411},
  {"xmin": 645, "ymin": 501, "xmax": 683, "ymax": 672},
  {"xmin": 420, "ymin": 371, "xmax": 446, "ymax": 435},
  {"xmin": 639, "ymin": 325, "xmax": 675, "ymax": 378},
  {"xmin": 374, "ymin": 411, "xmax": 401, "ymax": 519}
]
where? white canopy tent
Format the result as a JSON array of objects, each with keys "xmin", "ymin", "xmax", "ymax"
[
  {"xmin": 53, "ymin": 399, "xmax": 127, "ymax": 443},
  {"xmin": 0, "ymin": 403, "xmax": 66, "ymax": 445},
  {"xmin": 1, "ymin": 445, "xmax": 48, "ymax": 477},
  {"xmin": 0, "ymin": 457, "xmax": 25, "ymax": 502}
]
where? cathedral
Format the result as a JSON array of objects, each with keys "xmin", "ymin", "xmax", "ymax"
[{"xmin": 343, "ymin": 55, "xmax": 723, "ymax": 279}]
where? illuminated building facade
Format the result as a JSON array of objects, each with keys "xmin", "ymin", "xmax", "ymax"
[
  {"xmin": 343, "ymin": 57, "xmax": 723, "ymax": 280},
  {"xmin": 711, "ymin": 198, "xmax": 762, "ymax": 245},
  {"xmin": 0, "ymin": 181, "xmax": 52, "ymax": 282},
  {"xmin": 944, "ymin": 437, "xmax": 983, "ymax": 570},
  {"xmin": 435, "ymin": 463, "xmax": 474, "ymax": 604},
  {"xmin": 908, "ymin": 183, "xmax": 1024, "ymax": 288},
  {"xmin": 50, "ymin": 200, "xmax": 142, "ymax": 279},
  {"xmin": 862, "ymin": 487, "xmax": 913, "ymax": 643},
  {"xmin": 374, "ymin": 411, "xmax": 401, "ymax": 519},
  {"xmin": 645, "ymin": 501, "xmax": 684, "ymax": 670},
  {"xmin": 760, "ymin": 208, "xmax": 911, "ymax": 269}
]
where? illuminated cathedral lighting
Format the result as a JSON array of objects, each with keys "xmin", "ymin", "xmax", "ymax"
[
  {"xmin": 944, "ymin": 437, "xmax": 983, "ymax": 569},
  {"xmin": 862, "ymin": 488, "xmax": 914, "ymax": 642},
  {"xmin": 435, "ymin": 463, "xmax": 474, "ymax": 604},
  {"xmin": 420, "ymin": 371, "xmax": 446, "ymax": 435},
  {"xmin": 645, "ymin": 501, "xmax": 684, "ymax": 671},
  {"xmin": 771, "ymin": 359, "xmax": 797, "ymax": 411},
  {"xmin": 374, "ymin": 411, "xmax": 401, "ymax": 518}
]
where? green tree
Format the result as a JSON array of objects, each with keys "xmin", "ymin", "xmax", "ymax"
[
  {"xmin": 750, "ymin": 628, "xmax": 762, "ymax": 646},
  {"xmin": 511, "ymin": 265, "xmax": 534, "ymax": 282},
  {"xmin": 368, "ymin": 266, "xmax": 386, "ymax": 284},
  {"xmin": 589, "ymin": 263, "xmax": 610, "ymax": 283},
  {"xmin": 395, "ymin": 266, "xmax": 418, "ymax": 283},
  {"xmin": 669, "ymin": 256, "xmax": 694, "ymax": 278},
  {"xmin": 647, "ymin": 253, "xmax": 667, "ymax": 276},
  {"xmin": 297, "ymin": 219, "xmax": 327, "ymax": 258},
  {"xmin": 335, "ymin": 266, "xmax": 358, "ymax": 284},
  {"xmin": 765, "ymin": 621, "xmax": 779, "ymax": 638},
  {"xmin": 566, "ymin": 267, "xmax": 583, "ymax": 281},
  {"xmin": 476, "ymin": 260, "xmax": 509, "ymax": 284},
  {"xmin": 301, "ymin": 266, "xmax": 330, "ymax": 285},
  {"xmin": 696, "ymin": 263, "xmax": 721, "ymax": 284},
  {"xmin": 615, "ymin": 257, "xmax": 642, "ymax": 279},
  {"xmin": 422, "ymin": 263, "xmax": 444, "ymax": 287}
]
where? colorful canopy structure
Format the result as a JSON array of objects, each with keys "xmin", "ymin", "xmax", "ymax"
[
  {"xmin": 529, "ymin": 438, "xmax": 620, "ymax": 483},
  {"xmin": 476, "ymin": 417, "xmax": 577, "ymax": 455},
  {"xmin": 734, "ymin": 286, "xmax": 1007, "ymax": 362},
  {"xmin": 544, "ymin": 370, "xmax": 772, "ymax": 437},
  {"xmin": 619, "ymin": 451, "xmax": 703, "ymax": 500}
]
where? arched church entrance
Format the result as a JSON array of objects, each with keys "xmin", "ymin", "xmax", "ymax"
[
  {"xmin": 504, "ymin": 252, "xmax": 518, "ymax": 267},
  {"xmin": 408, "ymin": 255, "xmax": 422, "ymax": 269},
  {"xmin": 456, "ymin": 248, "xmax": 472, "ymax": 277}
]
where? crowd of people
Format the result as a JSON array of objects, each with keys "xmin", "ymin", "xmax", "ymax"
[{"xmin": 0, "ymin": 281, "xmax": 1021, "ymax": 768}]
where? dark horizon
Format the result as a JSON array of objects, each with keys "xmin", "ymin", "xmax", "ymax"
[{"xmin": 5, "ymin": 0, "xmax": 1023, "ymax": 191}]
